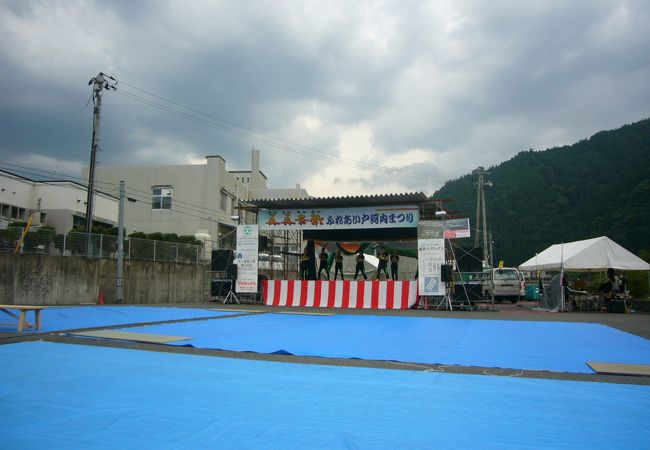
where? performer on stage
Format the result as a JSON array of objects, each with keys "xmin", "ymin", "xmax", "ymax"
[
  {"xmin": 353, "ymin": 250, "xmax": 368, "ymax": 280},
  {"xmin": 377, "ymin": 248, "xmax": 389, "ymax": 280},
  {"xmin": 334, "ymin": 249, "xmax": 344, "ymax": 280},
  {"xmin": 317, "ymin": 246, "xmax": 330, "ymax": 280},
  {"xmin": 299, "ymin": 247, "xmax": 310, "ymax": 280},
  {"xmin": 390, "ymin": 252, "xmax": 400, "ymax": 280}
]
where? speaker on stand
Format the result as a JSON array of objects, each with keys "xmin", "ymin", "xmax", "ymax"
[
  {"xmin": 210, "ymin": 279, "xmax": 232, "ymax": 297},
  {"xmin": 439, "ymin": 264, "xmax": 453, "ymax": 310},
  {"xmin": 223, "ymin": 262, "xmax": 239, "ymax": 304}
]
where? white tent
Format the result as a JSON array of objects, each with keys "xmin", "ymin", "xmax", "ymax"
[{"xmin": 519, "ymin": 236, "xmax": 650, "ymax": 272}]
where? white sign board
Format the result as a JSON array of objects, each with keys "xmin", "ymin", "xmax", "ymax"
[
  {"xmin": 417, "ymin": 221, "xmax": 446, "ymax": 296},
  {"xmin": 235, "ymin": 224, "xmax": 259, "ymax": 293}
]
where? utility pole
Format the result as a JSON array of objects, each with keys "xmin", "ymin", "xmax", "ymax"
[
  {"xmin": 85, "ymin": 72, "xmax": 116, "ymax": 254},
  {"xmin": 116, "ymin": 181, "xmax": 125, "ymax": 304},
  {"xmin": 489, "ymin": 230, "xmax": 495, "ymax": 309},
  {"xmin": 473, "ymin": 167, "xmax": 492, "ymax": 268},
  {"xmin": 474, "ymin": 168, "xmax": 483, "ymax": 249}
]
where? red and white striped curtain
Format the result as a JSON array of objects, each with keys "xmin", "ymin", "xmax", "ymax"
[{"xmin": 263, "ymin": 280, "xmax": 419, "ymax": 309}]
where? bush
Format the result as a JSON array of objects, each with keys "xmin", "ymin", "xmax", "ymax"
[
  {"xmin": 23, "ymin": 225, "xmax": 56, "ymax": 252},
  {"xmin": 0, "ymin": 227, "xmax": 22, "ymax": 252}
]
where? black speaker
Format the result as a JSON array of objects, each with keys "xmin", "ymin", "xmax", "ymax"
[
  {"xmin": 456, "ymin": 247, "xmax": 483, "ymax": 272},
  {"xmin": 259, "ymin": 235, "xmax": 269, "ymax": 251},
  {"xmin": 211, "ymin": 250, "xmax": 233, "ymax": 271},
  {"xmin": 607, "ymin": 299, "xmax": 626, "ymax": 313},
  {"xmin": 441, "ymin": 264, "xmax": 453, "ymax": 282},
  {"xmin": 226, "ymin": 263, "xmax": 238, "ymax": 281},
  {"xmin": 211, "ymin": 280, "xmax": 232, "ymax": 296},
  {"xmin": 452, "ymin": 283, "xmax": 483, "ymax": 301}
]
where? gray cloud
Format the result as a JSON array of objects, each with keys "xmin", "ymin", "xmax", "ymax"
[{"xmin": 1, "ymin": 0, "xmax": 648, "ymax": 196}]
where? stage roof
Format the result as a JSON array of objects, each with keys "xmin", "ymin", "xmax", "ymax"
[{"xmin": 246, "ymin": 192, "xmax": 429, "ymax": 209}]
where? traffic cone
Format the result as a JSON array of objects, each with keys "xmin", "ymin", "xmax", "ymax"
[{"xmin": 98, "ymin": 290, "xmax": 105, "ymax": 305}]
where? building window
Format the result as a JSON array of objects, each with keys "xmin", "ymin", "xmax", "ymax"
[
  {"xmin": 10, "ymin": 206, "xmax": 26, "ymax": 220},
  {"xmin": 220, "ymin": 191, "xmax": 228, "ymax": 212},
  {"xmin": 73, "ymin": 214, "xmax": 85, "ymax": 229},
  {"xmin": 152, "ymin": 186, "xmax": 172, "ymax": 209}
]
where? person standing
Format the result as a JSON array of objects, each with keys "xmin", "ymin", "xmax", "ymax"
[
  {"xmin": 299, "ymin": 247, "xmax": 310, "ymax": 280},
  {"xmin": 390, "ymin": 252, "xmax": 400, "ymax": 280},
  {"xmin": 334, "ymin": 249, "xmax": 344, "ymax": 280},
  {"xmin": 607, "ymin": 268, "xmax": 619, "ymax": 294},
  {"xmin": 599, "ymin": 268, "xmax": 616, "ymax": 311},
  {"xmin": 377, "ymin": 248, "xmax": 389, "ymax": 280},
  {"xmin": 619, "ymin": 272, "xmax": 629, "ymax": 294},
  {"xmin": 613, "ymin": 271, "xmax": 621, "ymax": 293},
  {"xmin": 354, "ymin": 250, "xmax": 367, "ymax": 280},
  {"xmin": 317, "ymin": 246, "xmax": 330, "ymax": 280}
]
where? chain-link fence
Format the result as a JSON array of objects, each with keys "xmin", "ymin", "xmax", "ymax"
[{"xmin": 0, "ymin": 227, "xmax": 201, "ymax": 263}]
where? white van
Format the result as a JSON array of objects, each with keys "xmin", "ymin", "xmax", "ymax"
[{"xmin": 483, "ymin": 267, "xmax": 525, "ymax": 303}]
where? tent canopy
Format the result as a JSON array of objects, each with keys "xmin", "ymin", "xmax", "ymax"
[{"xmin": 519, "ymin": 236, "xmax": 650, "ymax": 272}]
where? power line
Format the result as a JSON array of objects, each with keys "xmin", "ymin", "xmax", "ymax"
[
  {"xmin": 115, "ymin": 82, "xmax": 415, "ymax": 175},
  {"xmin": 114, "ymin": 78, "xmax": 441, "ymax": 182},
  {"xmin": 0, "ymin": 162, "xmax": 225, "ymax": 225},
  {"xmin": 0, "ymin": 161, "xmax": 220, "ymax": 217}
]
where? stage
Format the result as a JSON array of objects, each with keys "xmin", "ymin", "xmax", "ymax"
[{"xmin": 262, "ymin": 280, "xmax": 418, "ymax": 309}]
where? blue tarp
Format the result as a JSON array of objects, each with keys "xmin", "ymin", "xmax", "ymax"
[
  {"xmin": 1, "ymin": 341, "xmax": 649, "ymax": 449},
  {"xmin": 0, "ymin": 306, "xmax": 237, "ymax": 333},
  {"xmin": 117, "ymin": 314, "xmax": 650, "ymax": 373}
]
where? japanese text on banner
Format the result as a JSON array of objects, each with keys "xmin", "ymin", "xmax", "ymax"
[{"xmin": 235, "ymin": 224, "xmax": 258, "ymax": 293}]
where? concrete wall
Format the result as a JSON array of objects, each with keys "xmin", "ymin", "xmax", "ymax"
[{"xmin": 0, "ymin": 254, "xmax": 207, "ymax": 305}]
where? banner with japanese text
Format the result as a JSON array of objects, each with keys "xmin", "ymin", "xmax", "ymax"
[
  {"xmin": 235, "ymin": 224, "xmax": 259, "ymax": 293},
  {"xmin": 258, "ymin": 205, "xmax": 419, "ymax": 231},
  {"xmin": 417, "ymin": 221, "xmax": 446, "ymax": 296}
]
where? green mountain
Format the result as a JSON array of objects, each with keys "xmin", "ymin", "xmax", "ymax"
[{"xmin": 433, "ymin": 118, "xmax": 650, "ymax": 266}]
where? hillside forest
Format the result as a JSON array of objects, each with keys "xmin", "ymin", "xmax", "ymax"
[{"xmin": 433, "ymin": 118, "xmax": 650, "ymax": 268}]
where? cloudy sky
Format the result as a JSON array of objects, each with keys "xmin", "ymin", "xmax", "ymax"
[{"xmin": 1, "ymin": 0, "xmax": 648, "ymax": 197}]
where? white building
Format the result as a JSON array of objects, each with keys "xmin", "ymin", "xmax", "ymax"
[
  {"xmin": 0, "ymin": 169, "xmax": 118, "ymax": 232},
  {"xmin": 91, "ymin": 149, "xmax": 308, "ymax": 248}
]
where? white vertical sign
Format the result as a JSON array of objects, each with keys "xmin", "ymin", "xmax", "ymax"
[
  {"xmin": 235, "ymin": 224, "xmax": 259, "ymax": 293},
  {"xmin": 417, "ymin": 221, "xmax": 446, "ymax": 296}
]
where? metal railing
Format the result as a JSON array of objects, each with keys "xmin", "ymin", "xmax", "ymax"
[{"xmin": 0, "ymin": 227, "xmax": 202, "ymax": 263}]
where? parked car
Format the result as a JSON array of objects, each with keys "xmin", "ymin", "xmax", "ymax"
[{"xmin": 483, "ymin": 267, "xmax": 525, "ymax": 303}]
